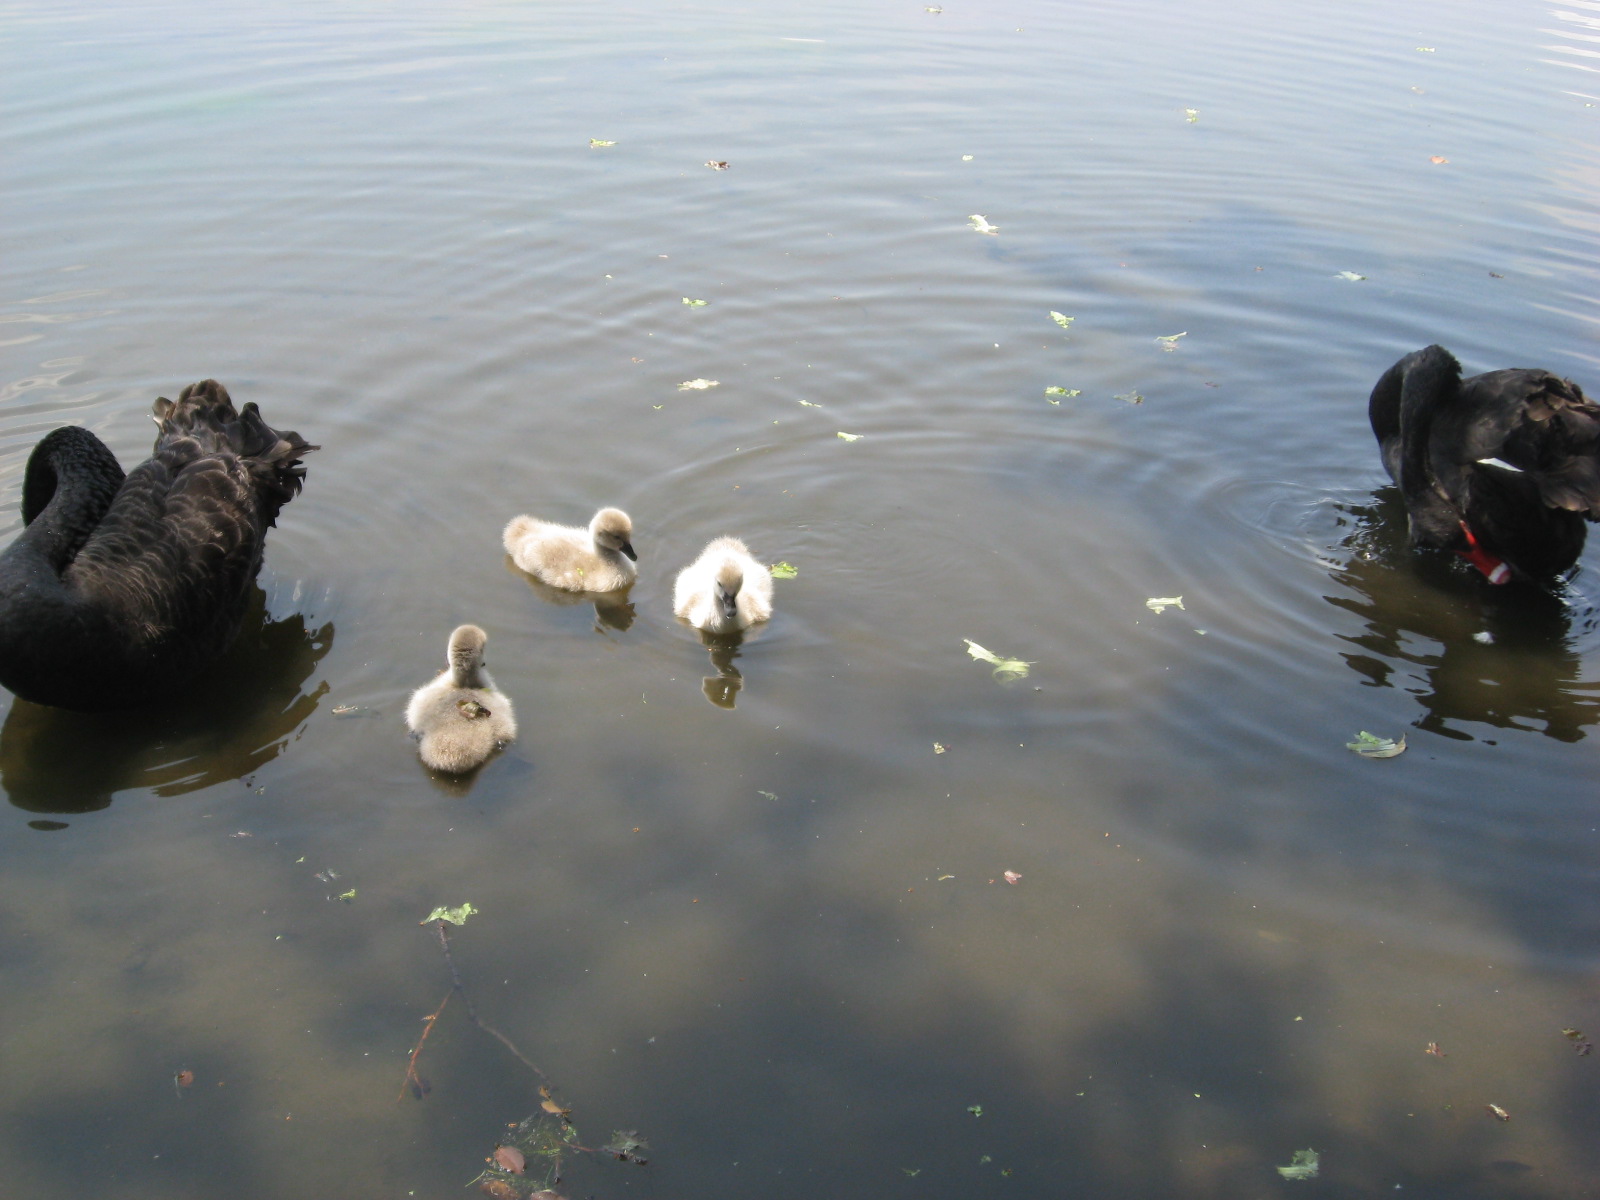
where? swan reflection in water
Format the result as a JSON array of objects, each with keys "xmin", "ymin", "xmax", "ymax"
[
  {"xmin": 505, "ymin": 557, "xmax": 635, "ymax": 632},
  {"xmin": 1327, "ymin": 488, "xmax": 1600, "ymax": 742},
  {"xmin": 0, "ymin": 589, "xmax": 333, "ymax": 814},
  {"xmin": 696, "ymin": 628, "xmax": 754, "ymax": 710}
]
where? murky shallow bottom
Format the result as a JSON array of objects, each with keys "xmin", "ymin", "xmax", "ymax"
[{"xmin": 4, "ymin": 0, "xmax": 1600, "ymax": 1196}]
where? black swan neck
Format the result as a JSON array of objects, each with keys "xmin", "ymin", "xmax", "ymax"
[{"xmin": 16, "ymin": 427, "xmax": 125, "ymax": 571}]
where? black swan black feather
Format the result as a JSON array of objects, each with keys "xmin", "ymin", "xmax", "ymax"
[
  {"xmin": 0, "ymin": 380, "xmax": 316, "ymax": 709},
  {"xmin": 1369, "ymin": 345, "xmax": 1600, "ymax": 582}
]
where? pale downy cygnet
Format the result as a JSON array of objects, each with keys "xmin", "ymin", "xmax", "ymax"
[
  {"xmin": 673, "ymin": 537, "xmax": 774, "ymax": 633},
  {"xmin": 502, "ymin": 507, "xmax": 637, "ymax": 592},
  {"xmin": 405, "ymin": 625, "xmax": 517, "ymax": 773}
]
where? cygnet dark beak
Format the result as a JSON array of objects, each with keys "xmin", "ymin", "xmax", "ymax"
[
  {"xmin": 620, "ymin": 541, "xmax": 637, "ymax": 562},
  {"xmin": 719, "ymin": 590, "xmax": 739, "ymax": 621}
]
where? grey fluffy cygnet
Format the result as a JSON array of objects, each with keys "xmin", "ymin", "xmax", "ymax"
[
  {"xmin": 502, "ymin": 507, "xmax": 637, "ymax": 592},
  {"xmin": 673, "ymin": 537, "xmax": 773, "ymax": 633},
  {"xmin": 405, "ymin": 625, "xmax": 516, "ymax": 773}
]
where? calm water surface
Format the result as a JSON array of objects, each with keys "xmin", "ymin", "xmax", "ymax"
[{"xmin": 5, "ymin": 0, "xmax": 1600, "ymax": 1196}]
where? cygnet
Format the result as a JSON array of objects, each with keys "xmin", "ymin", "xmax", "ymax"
[
  {"xmin": 405, "ymin": 624, "xmax": 517, "ymax": 773},
  {"xmin": 503, "ymin": 507, "xmax": 637, "ymax": 592},
  {"xmin": 673, "ymin": 536, "xmax": 773, "ymax": 633}
]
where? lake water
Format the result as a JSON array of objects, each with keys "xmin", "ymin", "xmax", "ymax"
[{"xmin": 6, "ymin": 0, "xmax": 1600, "ymax": 1196}]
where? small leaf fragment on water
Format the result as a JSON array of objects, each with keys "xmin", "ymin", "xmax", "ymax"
[
  {"xmin": 679, "ymin": 378, "xmax": 719, "ymax": 390},
  {"xmin": 1277, "ymin": 1148, "xmax": 1320, "ymax": 1180},
  {"xmin": 1486, "ymin": 1103, "xmax": 1510, "ymax": 1121},
  {"xmin": 757, "ymin": 790, "xmax": 779, "ymax": 801},
  {"xmin": 589, "ymin": 138, "xmax": 616, "ymax": 147},
  {"xmin": 603, "ymin": 1130, "xmax": 648, "ymax": 1161},
  {"xmin": 938, "ymin": 874, "xmax": 955, "ymax": 880},
  {"xmin": 1416, "ymin": 45, "xmax": 1435, "ymax": 52},
  {"xmin": 682, "ymin": 297, "xmax": 708, "ymax": 306},
  {"xmin": 1563, "ymin": 1027, "xmax": 1594, "ymax": 1053},
  {"xmin": 796, "ymin": 398, "xmax": 822, "ymax": 407},
  {"xmin": 493, "ymin": 1146, "xmax": 526, "ymax": 1174},
  {"xmin": 1049, "ymin": 310, "xmax": 1074, "ymax": 329},
  {"xmin": 1156, "ymin": 332, "xmax": 1187, "ymax": 350},
  {"xmin": 770, "ymin": 561, "xmax": 799, "ymax": 579},
  {"xmin": 1347, "ymin": 730, "xmax": 1406, "ymax": 758},
  {"xmin": 903, "ymin": 1167, "xmax": 922, "ymax": 1177},
  {"xmin": 705, "ymin": 159, "xmax": 729, "ymax": 169},
  {"xmin": 933, "ymin": 742, "xmax": 947, "ymax": 754},
  {"xmin": 339, "ymin": 889, "xmax": 357, "ymax": 902},
  {"xmin": 964, "ymin": 639, "xmax": 1033, "ymax": 681},
  {"xmin": 1115, "ymin": 390, "xmax": 1144, "ymax": 404},
  {"xmin": 1430, "ymin": 155, "xmax": 1449, "ymax": 164},
  {"xmin": 967, "ymin": 1104, "xmax": 983, "ymax": 1117},
  {"xmin": 1045, "ymin": 386, "xmax": 1080, "ymax": 399},
  {"xmin": 968, "ymin": 214, "xmax": 999, "ymax": 234},
  {"xmin": 1336, "ymin": 270, "xmax": 1367, "ymax": 281},
  {"xmin": 837, "ymin": 431, "xmax": 862, "ymax": 441},
  {"xmin": 1145, "ymin": 595, "xmax": 1184, "ymax": 613},
  {"xmin": 1425, "ymin": 1042, "xmax": 1446, "ymax": 1057},
  {"xmin": 421, "ymin": 902, "xmax": 478, "ymax": 926},
  {"xmin": 1185, "ymin": 107, "xmax": 1199, "ymax": 122},
  {"xmin": 1003, "ymin": 870, "xmax": 1022, "ymax": 885},
  {"xmin": 961, "ymin": 153, "xmax": 973, "ymax": 160},
  {"xmin": 174, "ymin": 1069, "xmax": 194, "ymax": 1088}
]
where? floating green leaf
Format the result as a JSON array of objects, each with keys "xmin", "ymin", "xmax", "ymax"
[
  {"xmin": 1156, "ymin": 332, "xmax": 1187, "ymax": 350},
  {"xmin": 1336, "ymin": 270, "xmax": 1367, "ymax": 281},
  {"xmin": 796, "ymin": 398, "xmax": 822, "ymax": 407},
  {"xmin": 837, "ymin": 431, "xmax": 862, "ymax": 441},
  {"xmin": 589, "ymin": 138, "xmax": 616, "ymax": 147},
  {"xmin": 339, "ymin": 889, "xmax": 357, "ymax": 903},
  {"xmin": 1045, "ymin": 386, "xmax": 1081, "ymax": 398},
  {"xmin": 770, "ymin": 562, "xmax": 798, "ymax": 579},
  {"xmin": 1146, "ymin": 595, "xmax": 1184, "ymax": 614},
  {"xmin": 757, "ymin": 790, "xmax": 779, "ymax": 801},
  {"xmin": 964, "ymin": 639, "xmax": 1033, "ymax": 682},
  {"xmin": 1277, "ymin": 1148, "xmax": 1320, "ymax": 1181},
  {"xmin": 1347, "ymin": 731, "xmax": 1406, "ymax": 758},
  {"xmin": 1185, "ymin": 107, "xmax": 1199, "ymax": 122},
  {"xmin": 966, "ymin": 1104, "xmax": 984, "ymax": 1117},
  {"xmin": 682, "ymin": 297, "xmax": 708, "ymax": 306},
  {"xmin": 1049, "ymin": 311, "xmax": 1074, "ymax": 329},
  {"xmin": 968, "ymin": 214, "xmax": 999, "ymax": 234},
  {"xmin": 679, "ymin": 378, "xmax": 719, "ymax": 390},
  {"xmin": 421, "ymin": 902, "xmax": 478, "ymax": 926}
]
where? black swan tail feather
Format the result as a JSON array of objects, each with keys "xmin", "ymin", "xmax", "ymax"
[{"xmin": 153, "ymin": 379, "xmax": 317, "ymax": 522}]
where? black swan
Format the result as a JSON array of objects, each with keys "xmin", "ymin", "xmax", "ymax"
[
  {"xmin": 1368, "ymin": 344, "xmax": 1600, "ymax": 582},
  {"xmin": 0, "ymin": 380, "xmax": 316, "ymax": 709}
]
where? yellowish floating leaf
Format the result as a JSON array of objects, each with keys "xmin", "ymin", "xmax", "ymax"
[
  {"xmin": 1049, "ymin": 311, "xmax": 1074, "ymax": 329},
  {"xmin": 1277, "ymin": 1148, "xmax": 1320, "ymax": 1180},
  {"xmin": 682, "ymin": 297, "xmax": 708, "ymax": 306},
  {"xmin": 933, "ymin": 742, "xmax": 947, "ymax": 754},
  {"xmin": 964, "ymin": 639, "xmax": 1033, "ymax": 681},
  {"xmin": 837, "ymin": 431, "xmax": 862, "ymax": 441},
  {"xmin": 1185, "ymin": 107, "xmax": 1199, "ymax": 122},
  {"xmin": 1156, "ymin": 332, "xmax": 1187, "ymax": 350},
  {"xmin": 1486, "ymin": 1103, "xmax": 1510, "ymax": 1121},
  {"xmin": 705, "ymin": 159, "xmax": 729, "ymax": 169},
  {"xmin": 589, "ymin": 138, "xmax": 616, "ymax": 147},
  {"xmin": 1347, "ymin": 730, "xmax": 1406, "ymax": 758},
  {"xmin": 1145, "ymin": 595, "xmax": 1184, "ymax": 613},
  {"xmin": 968, "ymin": 214, "xmax": 999, "ymax": 234},
  {"xmin": 797, "ymin": 398, "xmax": 822, "ymax": 407},
  {"xmin": 770, "ymin": 561, "xmax": 798, "ymax": 579},
  {"xmin": 421, "ymin": 902, "xmax": 478, "ymax": 926},
  {"xmin": 679, "ymin": 378, "xmax": 719, "ymax": 390},
  {"xmin": 1336, "ymin": 270, "xmax": 1366, "ymax": 281}
]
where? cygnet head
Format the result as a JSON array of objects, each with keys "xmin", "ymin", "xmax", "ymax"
[
  {"xmin": 591, "ymin": 507, "xmax": 637, "ymax": 561},
  {"xmin": 447, "ymin": 624, "xmax": 489, "ymax": 685},
  {"xmin": 715, "ymin": 561, "xmax": 744, "ymax": 623}
]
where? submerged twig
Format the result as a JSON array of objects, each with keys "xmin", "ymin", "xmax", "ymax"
[
  {"xmin": 397, "ymin": 988, "xmax": 451, "ymax": 1102},
  {"xmin": 430, "ymin": 919, "xmax": 549, "ymax": 1080}
]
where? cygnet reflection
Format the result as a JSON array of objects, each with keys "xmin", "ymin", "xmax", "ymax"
[
  {"xmin": 505, "ymin": 556, "xmax": 636, "ymax": 632},
  {"xmin": 696, "ymin": 628, "xmax": 752, "ymax": 709}
]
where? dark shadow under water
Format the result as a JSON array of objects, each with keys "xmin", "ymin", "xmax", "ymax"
[
  {"xmin": 0, "ymin": 589, "xmax": 334, "ymax": 814},
  {"xmin": 1326, "ymin": 488, "xmax": 1600, "ymax": 742}
]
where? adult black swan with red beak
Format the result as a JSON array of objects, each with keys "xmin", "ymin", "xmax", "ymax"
[
  {"xmin": 1369, "ymin": 344, "xmax": 1600, "ymax": 583},
  {"xmin": 0, "ymin": 380, "xmax": 316, "ymax": 709}
]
